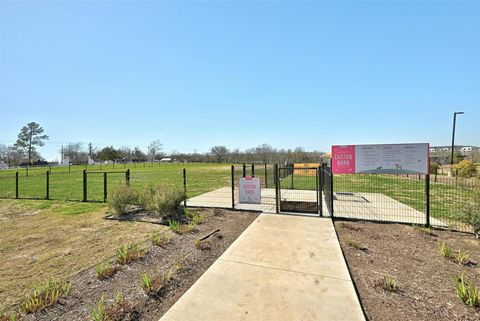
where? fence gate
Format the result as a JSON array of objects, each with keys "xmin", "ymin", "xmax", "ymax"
[
  {"xmin": 276, "ymin": 165, "xmax": 320, "ymax": 214},
  {"xmin": 321, "ymin": 164, "xmax": 334, "ymax": 216}
]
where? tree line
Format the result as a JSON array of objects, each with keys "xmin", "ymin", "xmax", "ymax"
[{"xmin": 0, "ymin": 122, "xmax": 325, "ymax": 166}]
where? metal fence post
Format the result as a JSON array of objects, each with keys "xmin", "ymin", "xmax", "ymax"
[
  {"xmin": 26, "ymin": 167, "xmax": 28, "ymax": 177},
  {"xmin": 83, "ymin": 169, "xmax": 87, "ymax": 202},
  {"xmin": 425, "ymin": 174, "xmax": 430, "ymax": 227},
  {"xmin": 15, "ymin": 171, "xmax": 19, "ymax": 199},
  {"xmin": 274, "ymin": 164, "xmax": 279, "ymax": 213},
  {"xmin": 331, "ymin": 161, "xmax": 334, "ymax": 218},
  {"xmin": 252, "ymin": 163, "xmax": 255, "ymax": 177},
  {"xmin": 68, "ymin": 164, "xmax": 71, "ymax": 173},
  {"xmin": 46, "ymin": 170, "xmax": 50, "ymax": 200},
  {"xmin": 291, "ymin": 166, "xmax": 294, "ymax": 189},
  {"xmin": 316, "ymin": 167, "xmax": 320, "ymax": 215},
  {"xmin": 183, "ymin": 168, "xmax": 187, "ymax": 208},
  {"xmin": 318, "ymin": 166, "xmax": 323, "ymax": 217},
  {"xmin": 231, "ymin": 165, "xmax": 235, "ymax": 209},
  {"xmin": 242, "ymin": 163, "xmax": 246, "ymax": 177},
  {"xmin": 103, "ymin": 172, "xmax": 107, "ymax": 203},
  {"xmin": 125, "ymin": 169, "xmax": 130, "ymax": 186},
  {"xmin": 264, "ymin": 163, "xmax": 268, "ymax": 188}
]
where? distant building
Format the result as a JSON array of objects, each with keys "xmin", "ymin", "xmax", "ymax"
[
  {"xmin": 160, "ymin": 157, "xmax": 173, "ymax": 162},
  {"xmin": 429, "ymin": 145, "xmax": 478, "ymax": 154}
]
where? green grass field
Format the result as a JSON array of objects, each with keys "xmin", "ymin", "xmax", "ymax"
[{"xmin": 0, "ymin": 163, "xmax": 234, "ymax": 202}]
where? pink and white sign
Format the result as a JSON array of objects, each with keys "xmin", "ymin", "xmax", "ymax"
[
  {"xmin": 332, "ymin": 143, "xmax": 429, "ymax": 175},
  {"xmin": 332, "ymin": 145, "xmax": 355, "ymax": 174},
  {"xmin": 238, "ymin": 177, "xmax": 261, "ymax": 204}
]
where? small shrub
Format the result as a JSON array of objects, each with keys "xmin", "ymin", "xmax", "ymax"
[
  {"xmin": 108, "ymin": 185, "xmax": 139, "ymax": 215},
  {"xmin": 383, "ymin": 276, "xmax": 398, "ymax": 292},
  {"xmin": 137, "ymin": 184, "xmax": 186, "ymax": 218},
  {"xmin": 21, "ymin": 279, "xmax": 72, "ymax": 314},
  {"xmin": 455, "ymin": 250, "xmax": 470, "ymax": 265},
  {"xmin": 454, "ymin": 273, "xmax": 480, "ymax": 307},
  {"xmin": 439, "ymin": 241, "xmax": 453, "ymax": 259},
  {"xmin": 95, "ymin": 261, "xmax": 117, "ymax": 280},
  {"xmin": 194, "ymin": 239, "xmax": 211, "ymax": 251},
  {"xmin": 107, "ymin": 292, "xmax": 135, "ymax": 320},
  {"xmin": 116, "ymin": 242, "xmax": 147, "ymax": 265},
  {"xmin": 140, "ymin": 270, "xmax": 174, "ymax": 296},
  {"xmin": 452, "ymin": 160, "xmax": 478, "ymax": 178},
  {"xmin": 91, "ymin": 293, "xmax": 107, "ymax": 321},
  {"xmin": 191, "ymin": 212, "xmax": 205, "ymax": 225},
  {"xmin": 91, "ymin": 292, "xmax": 135, "ymax": 321},
  {"xmin": 140, "ymin": 263, "xmax": 182, "ymax": 296},
  {"xmin": 151, "ymin": 231, "xmax": 172, "ymax": 247},
  {"xmin": 430, "ymin": 162, "xmax": 439, "ymax": 175},
  {"xmin": 346, "ymin": 238, "xmax": 367, "ymax": 251},
  {"xmin": 457, "ymin": 186, "xmax": 480, "ymax": 238},
  {"xmin": 169, "ymin": 220, "xmax": 195, "ymax": 234}
]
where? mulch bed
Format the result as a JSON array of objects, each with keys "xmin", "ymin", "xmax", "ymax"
[
  {"xmin": 335, "ymin": 220, "xmax": 480, "ymax": 321},
  {"xmin": 23, "ymin": 208, "xmax": 258, "ymax": 321}
]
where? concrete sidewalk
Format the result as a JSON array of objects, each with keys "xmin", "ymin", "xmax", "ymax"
[{"xmin": 160, "ymin": 214, "xmax": 365, "ymax": 321}]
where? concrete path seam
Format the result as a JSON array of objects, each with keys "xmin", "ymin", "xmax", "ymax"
[{"xmin": 219, "ymin": 258, "xmax": 353, "ymax": 282}]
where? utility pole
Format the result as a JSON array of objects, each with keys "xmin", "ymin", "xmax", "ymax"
[
  {"xmin": 61, "ymin": 145, "xmax": 64, "ymax": 163},
  {"xmin": 450, "ymin": 111, "xmax": 465, "ymax": 175},
  {"xmin": 89, "ymin": 143, "xmax": 93, "ymax": 158}
]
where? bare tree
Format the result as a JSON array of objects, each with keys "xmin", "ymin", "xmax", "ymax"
[
  {"xmin": 210, "ymin": 146, "xmax": 229, "ymax": 163},
  {"xmin": 62, "ymin": 143, "xmax": 88, "ymax": 164},
  {"xmin": 148, "ymin": 140, "xmax": 163, "ymax": 162}
]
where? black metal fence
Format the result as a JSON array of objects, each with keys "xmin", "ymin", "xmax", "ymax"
[
  {"xmin": 0, "ymin": 169, "xmax": 129, "ymax": 203},
  {"xmin": 0, "ymin": 162, "xmax": 477, "ymax": 233}
]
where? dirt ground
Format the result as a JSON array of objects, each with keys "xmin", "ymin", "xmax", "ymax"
[
  {"xmin": 17, "ymin": 207, "xmax": 258, "ymax": 320},
  {"xmin": 335, "ymin": 220, "xmax": 480, "ymax": 321},
  {"xmin": 0, "ymin": 200, "xmax": 161, "ymax": 308}
]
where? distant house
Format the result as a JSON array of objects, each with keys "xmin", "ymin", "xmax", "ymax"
[{"xmin": 160, "ymin": 157, "xmax": 173, "ymax": 162}]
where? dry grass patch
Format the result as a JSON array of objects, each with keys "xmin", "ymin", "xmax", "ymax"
[{"xmin": 0, "ymin": 199, "xmax": 158, "ymax": 307}]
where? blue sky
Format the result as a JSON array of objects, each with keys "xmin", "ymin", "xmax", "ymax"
[{"xmin": 1, "ymin": 1, "xmax": 479, "ymax": 161}]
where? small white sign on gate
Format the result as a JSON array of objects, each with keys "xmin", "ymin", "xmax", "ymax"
[{"xmin": 238, "ymin": 177, "xmax": 261, "ymax": 204}]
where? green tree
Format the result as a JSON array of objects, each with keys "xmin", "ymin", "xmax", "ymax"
[
  {"xmin": 14, "ymin": 122, "xmax": 49, "ymax": 164},
  {"xmin": 97, "ymin": 146, "xmax": 121, "ymax": 161},
  {"xmin": 453, "ymin": 160, "xmax": 478, "ymax": 178}
]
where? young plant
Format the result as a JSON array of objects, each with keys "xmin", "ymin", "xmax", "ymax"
[
  {"xmin": 140, "ymin": 263, "xmax": 181, "ymax": 296},
  {"xmin": 456, "ymin": 249, "xmax": 470, "ymax": 265},
  {"xmin": 91, "ymin": 292, "xmax": 135, "ymax": 321},
  {"xmin": 169, "ymin": 220, "xmax": 195, "ymax": 234},
  {"xmin": 151, "ymin": 231, "xmax": 172, "ymax": 247},
  {"xmin": 439, "ymin": 241, "xmax": 453, "ymax": 259},
  {"xmin": 116, "ymin": 242, "xmax": 147, "ymax": 265},
  {"xmin": 95, "ymin": 261, "xmax": 117, "ymax": 280},
  {"xmin": 191, "ymin": 212, "xmax": 205, "ymax": 225},
  {"xmin": 194, "ymin": 239, "xmax": 211, "ymax": 251},
  {"xmin": 454, "ymin": 273, "xmax": 480, "ymax": 307},
  {"xmin": 382, "ymin": 275, "xmax": 398, "ymax": 292},
  {"xmin": 21, "ymin": 279, "xmax": 72, "ymax": 314},
  {"xmin": 140, "ymin": 272, "xmax": 169, "ymax": 296},
  {"xmin": 91, "ymin": 292, "xmax": 107, "ymax": 321},
  {"xmin": 346, "ymin": 238, "xmax": 367, "ymax": 251}
]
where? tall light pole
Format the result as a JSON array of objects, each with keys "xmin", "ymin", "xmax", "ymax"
[{"xmin": 450, "ymin": 111, "xmax": 465, "ymax": 170}]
